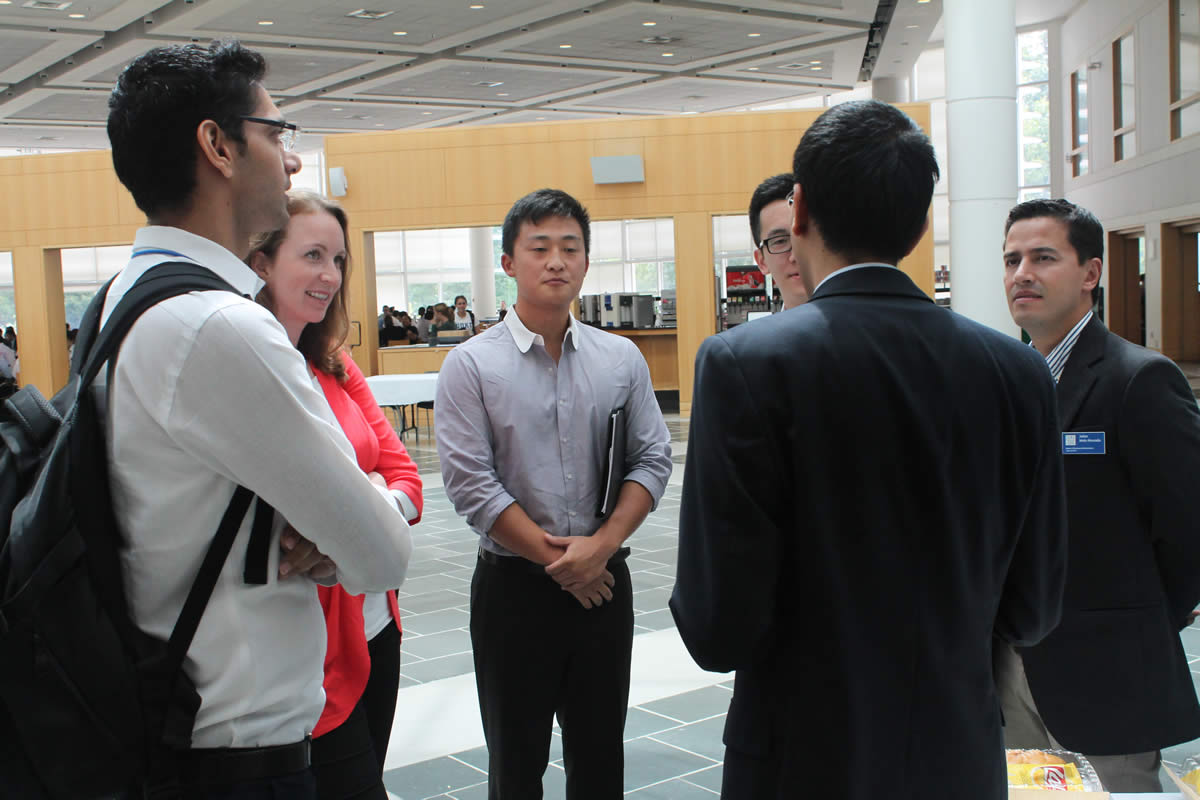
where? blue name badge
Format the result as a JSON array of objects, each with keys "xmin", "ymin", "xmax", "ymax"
[{"xmin": 1062, "ymin": 432, "xmax": 1106, "ymax": 455}]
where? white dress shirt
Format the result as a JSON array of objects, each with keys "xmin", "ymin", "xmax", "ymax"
[{"xmin": 101, "ymin": 226, "xmax": 412, "ymax": 748}]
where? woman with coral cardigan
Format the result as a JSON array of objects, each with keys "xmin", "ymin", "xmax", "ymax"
[{"xmin": 249, "ymin": 191, "xmax": 421, "ymax": 799}]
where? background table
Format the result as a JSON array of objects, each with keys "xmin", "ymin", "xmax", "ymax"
[{"xmin": 367, "ymin": 373, "xmax": 438, "ymax": 438}]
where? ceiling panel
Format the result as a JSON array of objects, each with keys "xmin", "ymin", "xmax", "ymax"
[
  {"xmin": 279, "ymin": 99, "xmax": 484, "ymax": 132},
  {"xmin": 0, "ymin": 0, "xmax": 160, "ymax": 31},
  {"xmin": 0, "ymin": 122, "xmax": 109, "ymax": 150},
  {"xmin": 0, "ymin": 88, "xmax": 112, "ymax": 123},
  {"xmin": 471, "ymin": 4, "xmax": 845, "ymax": 72},
  {"xmin": 699, "ymin": 0, "xmax": 877, "ymax": 20},
  {"xmin": 0, "ymin": 29, "xmax": 98, "ymax": 84},
  {"xmin": 340, "ymin": 59, "xmax": 640, "ymax": 106},
  {"xmin": 463, "ymin": 108, "xmax": 652, "ymax": 126},
  {"xmin": 557, "ymin": 76, "xmax": 809, "ymax": 114},
  {"xmin": 153, "ymin": 0, "xmax": 594, "ymax": 53},
  {"xmin": 701, "ymin": 35, "xmax": 866, "ymax": 88}
]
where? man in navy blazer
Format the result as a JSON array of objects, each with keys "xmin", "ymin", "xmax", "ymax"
[
  {"xmin": 997, "ymin": 198, "xmax": 1200, "ymax": 792},
  {"xmin": 670, "ymin": 100, "xmax": 1069, "ymax": 800}
]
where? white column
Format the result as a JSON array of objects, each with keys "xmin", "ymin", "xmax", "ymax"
[
  {"xmin": 469, "ymin": 226, "xmax": 497, "ymax": 319},
  {"xmin": 872, "ymin": 76, "xmax": 910, "ymax": 104},
  {"xmin": 945, "ymin": 0, "xmax": 1020, "ymax": 336}
]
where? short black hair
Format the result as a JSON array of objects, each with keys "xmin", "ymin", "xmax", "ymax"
[
  {"xmin": 792, "ymin": 100, "xmax": 939, "ymax": 264},
  {"xmin": 108, "ymin": 41, "xmax": 267, "ymax": 217},
  {"xmin": 749, "ymin": 173, "xmax": 795, "ymax": 245},
  {"xmin": 501, "ymin": 189, "xmax": 591, "ymax": 257},
  {"xmin": 1005, "ymin": 198, "xmax": 1104, "ymax": 304}
]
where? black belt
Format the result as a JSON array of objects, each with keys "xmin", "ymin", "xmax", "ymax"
[
  {"xmin": 178, "ymin": 736, "xmax": 311, "ymax": 785},
  {"xmin": 476, "ymin": 545, "xmax": 631, "ymax": 577}
]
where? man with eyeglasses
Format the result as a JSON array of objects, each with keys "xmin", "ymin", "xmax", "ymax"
[
  {"xmin": 749, "ymin": 173, "xmax": 808, "ymax": 309},
  {"xmin": 91, "ymin": 41, "xmax": 413, "ymax": 799}
]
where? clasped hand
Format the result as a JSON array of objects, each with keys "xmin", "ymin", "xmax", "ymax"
[{"xmin": 544, "ymin": 533, "xmax": 617, "ymax": 609}]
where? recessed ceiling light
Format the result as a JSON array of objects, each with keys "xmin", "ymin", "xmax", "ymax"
[
  {"xmin": 906, "ymin": 24, "xmax": 919, "ymax": 29},
  {"xmin": 376, "ymin": 123, "xmax": 385, "ymax": 127},
  {"xmin": 497, "ymin": 92, "xmax": 509, "ymax": 96},
  {"xmin": 536, "ymin": 116, "xmax": 546, "ymax": 120},
  {"xmin": 642, "ymin": 21, "xmax": 656, "ymax": 26},
  {"xmin": 0, "ymin": 2, "xmax": 13, "ymax": 5},
  {"xmin": 747, "ymin": 67, "xmax": 759, "ymax": 71},
  {"xmin": 258, "ymin": 20, "xmax": 274, "ymax": 25},
  {"xmin": 68, "ymin": 12, "xmax": 85, "ymax": 17},
  {"xmin": 917, "ymin": 0, "xmax": 931, "ymax": 3},
  {"xmin": 681, "ymin": 111, "xmax": 698, "ymax": 115},
  {"xmin": 393, "ymin": 31, "xmax": 407, "ymax": 36},
  {"xmin": 559, "ymin": 44, "xmax": 572, "ymax": 48},
  {"xmin": 811, "ymin": 66, "xmax": 822, "ymax": 71},
  {"xmin": 469, "ymin": 3, "xmax": 484, "ymax": 7},
  {"xmin": 661, "ymin": 52, "xmax": 674, "ymax": 57},
  {"xmin": 331, "ymin": 107, "xmax": 343, "ymax": 111},
  {"xmin": 747, "ymin": 33, "xmax": 762, "ymax": 37}
]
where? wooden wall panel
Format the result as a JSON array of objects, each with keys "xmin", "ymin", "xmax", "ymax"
[{"xmin": 12, "ymin": 246, "xmax": 68, "ymax": 394}]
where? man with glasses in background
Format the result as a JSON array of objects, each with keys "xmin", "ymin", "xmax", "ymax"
[
  {"xmin": 748, "ymin": 173, "xmax": 808, "ymax": 309},
  {"xmin": 98, "ymin": 41, "xmax": 413, "ymax": 798}
]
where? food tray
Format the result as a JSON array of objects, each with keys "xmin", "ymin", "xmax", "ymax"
[{"xmin": 1006, "ymin": 749, "xmax": 1104, "ymax": 792}]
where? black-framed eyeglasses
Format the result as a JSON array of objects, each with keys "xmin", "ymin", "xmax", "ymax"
[
  {"xmin": 240, "ymin": 116, "xmax": 300, "ymax": 152},
  {"xmin": 757, "ymin": 234, "xmax": 792, "ymax": 255}
]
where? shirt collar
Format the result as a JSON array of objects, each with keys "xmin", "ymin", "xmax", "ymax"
[
  {"xmin": 1040, "ymin": 310, "xmax": 1093, "ymax": 383},
  {"xmin": 813, "ymin": 262, "xmax": 893, "ymax": 294},
  {"xmin": 132, "ymin": 226, "xmax": 264, "ymax": 297},
  {"xmin": 504, "ymin": 305, "xmax": 581, "ymax": 354}
]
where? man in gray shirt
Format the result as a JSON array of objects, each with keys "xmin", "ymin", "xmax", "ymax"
[{"xmin": 436, "ymin": 188, "xmax": 672, "ymax": 799}]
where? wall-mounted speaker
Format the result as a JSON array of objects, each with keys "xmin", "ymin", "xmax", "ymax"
[{"xmin": 590, "ymin": 155, "xmax": 644, "ymax": 184}]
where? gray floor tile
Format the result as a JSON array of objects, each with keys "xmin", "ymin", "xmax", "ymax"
[
  {"xmin": 437, "ymin": 553, "xmax": 481, "ymax": 569},
  {"xmin": 397, "ymin": 589, "xmax": 472, "ymax": 616},
  {"xmin": 623, "ymin": 737, "xmax": 719, "ymax": 792},
  {"xmin": 402, "ymin": 628, "xmax": 473, "ymax": 660},
  {"xmin": 447, "ymin": 782, "xmax": 488, "ymax": 800},
  {"xmin": 627, "ymin": 778, "xmax": 719, "ymax": 797},
  {"xmin": 632, "ymin": 586, "xmax": 672, "ymax": 613},
  {"xmin": 404, "ymin": 607, "xmax": 471, "ymax": 636},
  {"xmin": 650, "ymin": 714, "xmax": 727, "ymax": 761},
  {"xmin": 631, "ymin": 570, "xmax": 674, "ymax": 592},
  {"xmin": 452, "ymin": 746, "xmax": 489, "ymax": 773},
  {"xmin": 397, "ymin": 574, "xmax": 472, "ymax": 598},
  {"xmin": 684, "ymin": 765, "xmax": 724, "ymax": 792},
  {"xmin": 623, "ymin": 706, "xmax": 685, "ymax": 740},
  {"xmin": 400, "ymin": 651, "xmax": 476, "ymax": 683},
  {"xmin": 382, "ymin": 756, "xmax": 486, "ymax": 800},
  {"xmin": 639, "ymin": 686, "xmax": 733, "ymax": 725},
  {"xmin": 634, "ymin": 608, "xmax": 677, "ymax": 631}
]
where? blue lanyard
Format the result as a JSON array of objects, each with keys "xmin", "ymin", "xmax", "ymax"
[{"xmin": 131, "ymin": 248, "xmax": 191, "ymax": 259}]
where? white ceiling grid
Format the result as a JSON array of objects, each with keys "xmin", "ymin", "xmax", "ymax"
[{"xmin": 0, "ymin": 0, "xmax": 951, "ymax": 152}]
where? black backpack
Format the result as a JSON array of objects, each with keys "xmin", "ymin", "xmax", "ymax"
[{"xmin": 0, "ymin": 262, "xmax": 271, "ymax": 798}]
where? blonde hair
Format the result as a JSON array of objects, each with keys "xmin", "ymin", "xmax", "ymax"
[{"xmin": 248, "ymin": 190, "xmax": 351, "ymax": 381}]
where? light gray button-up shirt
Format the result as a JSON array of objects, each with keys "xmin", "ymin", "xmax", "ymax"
[{"xmin": 436, "ymin": 306, "xmax": 672, "ymax": 556}]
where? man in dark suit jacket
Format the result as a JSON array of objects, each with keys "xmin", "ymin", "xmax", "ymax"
[
  {"xmin": 998, "ymin": 198, "xmax": 1200, "ymax": 792},
  {"xmin": 669, "ymin": 100, "xmax": 1068, "ymax": 800}
]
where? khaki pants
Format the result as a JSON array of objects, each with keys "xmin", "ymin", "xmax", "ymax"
[{"xmin": 993, "ymin": 640, "xmax": 1163, "ymax": 793}]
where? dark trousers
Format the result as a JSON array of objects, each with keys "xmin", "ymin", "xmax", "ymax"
[
  {"xmin": 181, "ymin": 769, "xmax": 316, "ymax": 800},
  {"xmin": 721, "ymin": 747, "xmax": 784, "ymax": 800},
  {"xmin": 470, "ymin": 554, "xmax": 633, "ymax": 800},
  {"xmin": 311, "ymin": 622, "xmax": 402, "ymax": 799}
]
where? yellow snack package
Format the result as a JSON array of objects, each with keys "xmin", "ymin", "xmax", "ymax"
[
  {"xmin": 1006, "ymin": 762, "xmax": 1086, "ymax": 791},
  {"xmin": 1184, "ymin": 767, "xmax": 1200, "ymax": 792}
]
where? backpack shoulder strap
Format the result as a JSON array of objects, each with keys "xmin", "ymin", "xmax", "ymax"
[{"xmin": 78, "ymin": 262, "xmax": 239, "ymax": 388}]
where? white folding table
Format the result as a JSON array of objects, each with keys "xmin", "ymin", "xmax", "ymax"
[{"xmin": 366, "ymin": 373, "xmax": 439, "ymax": 439}]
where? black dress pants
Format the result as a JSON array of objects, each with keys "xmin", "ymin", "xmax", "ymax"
[
  {"xmin": 470, "ymin": 554, "xmax": 633, "ymax": 800},
  {"xmin": 181, "ymin": 769, "xmax": 316, "ymax": 799}
]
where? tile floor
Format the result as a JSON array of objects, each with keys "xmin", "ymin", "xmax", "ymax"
[{"xmin": 378, "ymin": 413, "xmax": 1200, "ymax": 799}]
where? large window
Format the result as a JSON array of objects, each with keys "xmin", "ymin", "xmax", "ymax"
[
  {"xmin": 579, "ymin": 218, "xmax": 675, "ymax": 297},
  {"xmin": 1172, "ymin": 0, "xmax": 1200, "ymax": 139},
  {"xmin": 62, "ymin": 246, "xmax": 130, "ymax": 327},
  {"xmin": 1070, "ymin": 66, "xmax": 1090, "ymax": 177},
  {"xmin": 0, "ymin": 252, "xmax": 13, "ymax": 331},
  {"xmin": 374, "ymin": 228, "xmax": 473, "ymax": 313},
  {"xmin": 1113, "ymin": 32, "xmax": 1137, "ymax": 161},
  {"xmin": 1018, "ymin": 30, "xmax": 1051, "ymax": 199}
]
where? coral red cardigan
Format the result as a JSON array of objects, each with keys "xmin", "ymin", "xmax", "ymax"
[{"xmin": 311, "ymin": 352, "xmax": 422, "ymax": 737}]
